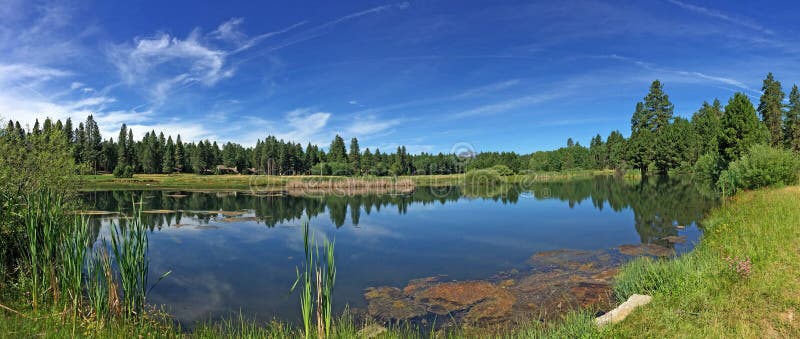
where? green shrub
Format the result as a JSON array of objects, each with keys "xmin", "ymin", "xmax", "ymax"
[
  {"xmin": 693, "ymin": 152, "xmax": 722, "ymax": 182},
  {"xmin": 464, "ymin": 169, "xmax": 503, "ymax": 187},
  {"xmin": 490, "ymin": 164, "xmax": 514, "ymax": 176},
  {"xmin": 716, "ymin": 144, "xmax": 800, "ymax": 191},
  {"xmin": 113, "ymin": 165, "xmax": 134, "ymax": 178}
]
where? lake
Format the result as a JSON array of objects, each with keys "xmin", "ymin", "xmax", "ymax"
[{"xmin": 79, "ymin": 175, "xmax": 718, "ymax": 328}]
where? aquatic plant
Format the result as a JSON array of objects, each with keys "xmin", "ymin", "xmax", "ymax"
[
  {"xmin": 109, "ymin": 200, "xmax": 172, "ymax": 319},
  {"xmin": 59, "ymin": 215, "xmax": 90, "ymax": 316},
  {"xmin": 292, "ymin": 221, "xmax": 315, "ymax": 337},
  {"xmin": 291, "ymin": 220, "xmax": 336, "ymax": 339}
]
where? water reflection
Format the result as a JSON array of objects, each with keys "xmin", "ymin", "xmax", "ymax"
[
  {"xmin": 78, "ymin": 175, "xmax": 718, "ymax": 326},
  {"xmin": 81, "ymin": 175, "xmax": 717, "ymax": 247}
]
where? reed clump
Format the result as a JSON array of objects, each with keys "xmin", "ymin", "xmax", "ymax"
[
  {"xmin": 17, "ymin": 189, "xmax": 169, "ymax": 325},
  {"xmin": 291, "ymin": 220, "xmax": 337, "ymax": 339}
]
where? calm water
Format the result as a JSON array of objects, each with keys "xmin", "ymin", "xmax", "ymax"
[{"xmin": 80, "ymin": 175, "xmax": 717, "ymax": 326}]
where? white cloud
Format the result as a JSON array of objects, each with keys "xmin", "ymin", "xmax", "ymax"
[
  {"xmin": 210, "ymin": 17, "xmax": 247, "ymax": 43},
  {"xmin": 346, "ymin": 115, "xmax": 402, "ymax": 135},
  {"xmin": 279, "ymin": 109, "xmax": 332, "ymax": 144},
  {"xmin": 108, "ymin": 30, "xmax": 230, "ymax": 90},
  {"xmin": 0, "ymin": 64, "xmax": 72, "ymax": 85}
]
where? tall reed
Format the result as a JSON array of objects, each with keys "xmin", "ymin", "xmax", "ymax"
[
  {"xmin": 292, "ymin": 221, "xmax": 315, "ymax": 338},
  {"xmin": 22, "ymin": 190, "xmax": 66, "ymax": 310},
  {"xmin": 59, "ymin": 215, "xmax": 90, "ymax": 315},
  {"xmin": 291, "ymin": 221, "xmax": 337, "ymax": 339},
  {"xmin": 110, "ymin": 202, "xmax": 150, "ymax": 318}
]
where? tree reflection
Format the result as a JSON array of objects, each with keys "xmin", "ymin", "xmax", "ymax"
[{"xmin": 80, "ymin": 175, "xmax": 717, "ymax": 247}]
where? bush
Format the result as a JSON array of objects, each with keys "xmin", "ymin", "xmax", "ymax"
[
  {"xmin": 716, "ymin": 144, "xmax": 800, "ymax": 192},
  {"xmin": 113, "ymin": 165, "xmax": 134, "ymax": 178},
  {"xmin": 693, "ymin": 152, "xmax": 722, "ymax": 182},
  {"xmin": 490, "ymin": 164, "xmax": 514, "ymax": 176},
  {"xmin": 464, "ymin": 169, "xmax": 503, "ymax": 187}
]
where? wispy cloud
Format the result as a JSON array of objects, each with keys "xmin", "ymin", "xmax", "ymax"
[
  {"xmin": 345, "ymin": 115, "xmax": 403, "ymax": 136},
  {"xmin": 107, "ymin": 30, "xmax": 231, "ymax": 99},
  {"xmin": 238, "ymin": 2, "xmax": 411, "ymax": 60},
  {"xmin": 450, "ymin": 79, "xmax": 521, "ymax": 100},
  {"xmin": 667, "ymin": 0, "xmax": 773, "ymax": 35},
  {"xmin": 606, "ymin": 54, "xmax": 760, "ymax": 95},
  {"xmin": 449, "ymin": 91, "xmax": 566, "ymax": 120}
]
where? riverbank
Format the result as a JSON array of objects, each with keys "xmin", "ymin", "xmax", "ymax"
[
  {"xmin": 77, "ymin": 170, "xmax": 621, "ymax": 190},
  {"xmin": 606, "ymin": 185, "xmax": 800, "ymax": 337}
]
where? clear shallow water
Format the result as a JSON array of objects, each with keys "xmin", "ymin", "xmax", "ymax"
[{"xmin": 80, "ymin": 175, "xmax": 718, "ymax": 326}]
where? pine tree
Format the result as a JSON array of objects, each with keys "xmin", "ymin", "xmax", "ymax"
[
  {"xmin": 349, "ymin": 137, "xmax": 361, "ymax": 174},
  {"xmin": 644, "ymin": 80, "xmax": 674, "ymax": 132},
  {"xmin": 175, "ymin": 135, "xmax": 185, "ymax": 172},
  {"xmin": 304, "ymin": 143, "xmax": 317, "ymax": 171},
  {"xmin": 757, "ymin": 72, "xmax": 785, "ymax": 147},
  {"xmin": 362, "ymin": 148, "xmax": 374, "ymax": 173},
  {"xmin": 691, "ymin": 99, "xmax": 723, "ymax": 155},
  {"xmin": 606, "ymin": 130, "xmax": 626, "ymax": 170},
  {"xmin": 126, "ymin": 130, "xmax": 136, "ymax": 171},
  {"xmin": 720, "ymin": 92, "xmax": 769, "ymax": 163},
  {"xmin": 84, "ymin": 115, "xmax": 102, "ymax": 173},
  {"xmin": 163, "ymin": 136, "xmax": 175, "ymax": 173},
  {"xmin": 63, "ymin": 118, "xmax": 74, "ymax": 142},
  {"xmin": 786, "ymin": 85, "xmax": 800, "ymax": 152},
  {"xmin": 588, "ymin": 134, "xmax": 606, "ymax": 169},
  {"xmin": 628, "ymin": 80, "xmax": 674, "ymax": 175},
  {"xmin": 74, "ymin": 123, "xmax": 86, "ymax": 165},
  {"xmin": 329, "ymin": 135, "xmax": 348, "ymax": 163},
  {"xmin": 116, "ymin": 124, "xmax": 129, "ymax": 171}
]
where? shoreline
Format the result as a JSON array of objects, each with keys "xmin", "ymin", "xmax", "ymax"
[{"xmin": 76, "ymin": 170, "xmax": 625, "ymax": 190}]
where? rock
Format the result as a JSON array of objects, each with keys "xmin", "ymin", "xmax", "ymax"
[
  {"xmin": 357, "ymin": 324, "xmax": 387, "ymax": 338},
  {"xmin": 570, "ymin": 282, "xmax": 613, "ymax": 308},
  {"xmin": 662, "ymin": 235, "xmax": 687, "ymax": 244},
  {"xmin": 415, "ymin": 281, "xmax": 504, "ymax": 314},
  {"xmin": 403, "ymin": 276, "xmax": 442, "ymax": 295},
  {"xmin": 590, "ymin": 268, "xmax": 619, "ymax": 282},
  {"xmin": 513, "ymin": 271, "xmax": 614, "ymax": 317},
  {"xmin": 675, "ymin": 225, "xmax": 685, "ymax": 229},
  {"xmin": 595, "ymin": 294, "xmax": 652, "ymax": 326},
  {"xmin": 618, "ymin": 244, "xmax": 675, "ymax": 257},
  {"xmin": 500, "ymin": 279, "xmax": 515, "ymax": 288},
  {"xmin": 366, "ymin": 280, "xmax": 516, "ymax": 324},
  {"xmin": 529, "ymin": 249, "xmax": 617, "ymax": 273},
  {"xmin": 364, "ymin": 287, "xmax": 426, "ymax": 321},
  {"xmin": 464, "ymin": 290, "xmax": 515, "ymax": 322}
]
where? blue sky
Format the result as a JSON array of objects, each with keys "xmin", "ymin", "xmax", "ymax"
[{"xmin": 1, "ymin": 0, "xmax": 799, "ymax": 153}]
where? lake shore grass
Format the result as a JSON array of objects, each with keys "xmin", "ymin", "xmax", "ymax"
[
  {"xmin": 76, "ymin": 170, "xmax": 621, "ymax": 190},
  {"xmin": 603, "ymin": 185, "xmax": 800, "ymax": 337},
  {"xmin": 4, "ymin": 184, "xmax": 798, "ymax": 337}
]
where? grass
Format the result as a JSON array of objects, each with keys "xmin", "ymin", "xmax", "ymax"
[
  {"xmin": 77, "ymin": 170, "xmax": 618, "ymax": 190},
  {"xmin": 603, "ymin": 186, "xmax": 800, "ymax": 337}
]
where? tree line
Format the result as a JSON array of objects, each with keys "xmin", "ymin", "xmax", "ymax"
[{"xmin": 3, "ymin": 72, "xmax": 799, "ymax": 179}]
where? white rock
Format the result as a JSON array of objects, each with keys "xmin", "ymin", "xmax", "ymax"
[{"xmin": 595, "ymin": 294, "xmax": 652, "ymax": 326}]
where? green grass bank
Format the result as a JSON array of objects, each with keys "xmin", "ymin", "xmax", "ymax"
[{"xmin": 76, "ymin": 170, "xmax": 620, "ymax": 190}]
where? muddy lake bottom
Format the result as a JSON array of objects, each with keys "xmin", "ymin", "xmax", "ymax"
[{"xmin": 79, "ymin": 176, "xmax": 717, "ymax": 330}]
